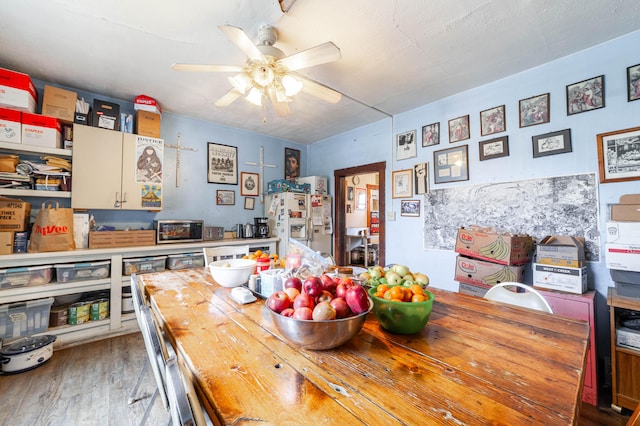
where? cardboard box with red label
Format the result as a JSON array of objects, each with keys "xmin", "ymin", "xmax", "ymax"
[
  {"xmin": 606, "ymin": 243, "xmax": 640, "ymax": 272},
  {"xmin": 0, "ymin": 67, "xmax": 37, "ymax": 113},
  {"xmin": 21, "ymin": 112, "xmax": 62, "ymax": 148},
  {"xmin": 454, "ymin": 227, "xmax": 534, "ymax": 266},
  {"xmin": 0, "ymin": 107, "xmax": 21, "ymax": 144},
  {"xmin": 134, "ymin": 94, "xmax": 161, "ymax": 115},
  {"xmin": 454, "ymin": 255, "xmax": 525, "ymax": 288}
]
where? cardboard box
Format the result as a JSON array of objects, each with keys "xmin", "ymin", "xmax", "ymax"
[
  {"xmin": 134, "ymin": 94, "xmax": 161, "ymax": 115},
  {"xmin": 135, "ymin": 110, "xmax": 161, "ymax": 138},
  {"xmin": 41, "ymin": 85, "xmax": 77, "ymax": 124},
  {"xmin": 0, "ymin": 232, "xmax": 12, "ymax": 254},
  {"xmin": 454, "ymin": 255, "xmax": 525, "ymax": 288},
  {"xmin": 620, "ymin": 194, "xmax": 640, "ymax": 205},
  {"xmin": 606, "ymin": 221, "xmax": 640, "ymax": 244},
  {"xmin": 458, "ymin": 282, "xmax": 488, "ymax": 298},
  {"xmin": 532, "ymin": 263, "xmax": 587, "ymax": 294},
  {"xmin": 0, "ymin": 107, "xmax": 21, "ymax": 143},
  {"xmin": 21, "ymin": 112, "xmax": 62, "ymax": 148},
  {"xmin": 92, "ymin": 99, "xmax": 120, "ymax": 131},
  {"xmin": 297, "ymin": 176, "xmax": 328, "ymax": 195},
  {"xmin": 0, "ymin": 197, "xmax": 31, "ymax": 232},
  {"xmin": 611, "ymin": 204, "xmax": 640, "ymax": 222},
  {"xmin": 0, "ymin": 67, "xmax": 37, "ymax": 112},
  {"xmin": 606, "ymin": 243, "xmax": 640, "ymax": 272},
  {"xmin": 454, "ymin": 227, "xmax": 534, "ymax": 266},
  {"xmin": 536, "ymin": 235, "xmax": 585, "ymax": 261},
  {"xmin": 535, "ymin": 257, "xmax": 584, "ymax": 268}
]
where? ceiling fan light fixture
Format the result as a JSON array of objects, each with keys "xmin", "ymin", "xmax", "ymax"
[
  {"xmin": 228, "ymin": 73, "xmax": 250, "ymax": 94},
  {"xmin": 281, "ymin": 75, "xmax": 303, "ymax": 97},
  {"xmin": 246, "ymin": 86, "xmax": 264, "ymax": 106},
  {"xmin": 275, "ymin": 87, "xmax": 291, "ymax": 103}
]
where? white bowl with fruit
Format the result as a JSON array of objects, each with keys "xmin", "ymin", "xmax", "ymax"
[{"xmin": 208, "ymin": 258, "xmax": 257, "ymax": 287}]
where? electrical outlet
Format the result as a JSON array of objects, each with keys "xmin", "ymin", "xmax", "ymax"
[{"xmin": 386, "ymin": 211, "xmax": 395, "ymax": 221}]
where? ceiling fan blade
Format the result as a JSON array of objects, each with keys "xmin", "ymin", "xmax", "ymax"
[
  {"xmin": 215, "ymin": 88, "xmax": 243, "ymax": 107},
  {"xmin": 219, "ymin": 25, "xmax": 266, "ymax": 62},
  {"xmin": 295, "ymin": 75, "xmax": 342, "ymax": 104},
  {"xmin": 172, "ymin": 63, "xmax": 244, "ymax": 73},
  {"xmin": 277, "ymin": 42, "xmax": 341, "ymax": 71},
  {"xmin": 268, "ymin": 91, "xmax": 292, "ymax": 117}
]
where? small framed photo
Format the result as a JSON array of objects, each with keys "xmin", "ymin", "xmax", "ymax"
[
  {"xmin": 284, "ymin": 147, "xmax": 301, "ymax": 180},
  {"xmin": 208, "ymin": 143, "xmax": 238, "ymax": 184},
  {"xmin": 396, "ymin": 130, "xmax": 417, "ymax": 160},
  {"xmin": 400, "ymin": 200, "xmax": 421, "ymax": 217},
  {"xmin": 240, "ymin": 172, "xmax": 259, "ymax": 196},
  {"xmin": 216, "ymin": 190, "xmax": 235, "ymax": 205},
  {"xmin": 596, "ymin": 126, "xmax": 640, "ymax": 183},
  {"xmin": 479, "ymin": 136, "xmax": 509, "ymax": 161},
  {"xmin": 422, "ymin": 122, "xmax": 440, "ymax": 147},
  {"xmin": 480, "ymin": 105, "xmax": 505, "ymax": 136},
  {"xmin": 627, "ymin": 63, "xmax": 640, "ymax": 102},
  {"xmin": 448, "ymin": 115, "xmax": 470, "ymax": 143},
  {"xmin": 244, "ymin": 197, "xmax": 255, "ymax": 210},
  {"xmin": 433, "ymin": 145, "xmax": 469, "ymax": 184},
  {"xmin": 355, "ymin": 188, "xmax": 366, "ymax": 210},
  {"xmin": 392, "ymin": 169, "xmax": 413, "ymax": 198},
  {"xmin": 532, "ymin": 129, "xmax": 572, "ymax": 158},
  {"xmin": 566, "ymin": 75, "xmax": 605, "ymax": 115},
  {"xmin": 519, "ymin": 93, "xmax": 550, "ymax": 128},
  {"xmin": 414, "ymin": 162, "xmax": 429, "ymax": 194}
]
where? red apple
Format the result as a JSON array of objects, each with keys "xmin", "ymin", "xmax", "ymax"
[
  {"xmin": 330, "ymin": 297, "xmax": 350, "ymax": 319},
  {"xmin": 316, "ymin": 290, "xmax": 333, "ymax": 304},
  {"xmin": 284, "ymin": 276, "xmax": 302, "ymax": 292},
  {"xmin": 293, "ymin": 307, "xmax": 313, "ymax": 320},
  {"xmin": 283, "ymin": 287, "xmax": 300, "ymax": 301},
  {"xmin": 280, "ymin": 308, "xmax": 295, "ymax": 317},
  {"xmin": 345, "ymin": 285, "xmax": 370, "ymax": 314},
  {"xmin": 303, "ymin": 276, "xmax": 323, "ymax": 297},
  {"xmin": 293, "ymin": 292, "xmax": 315, "ymax": 310},
  {"xmin": 320, "ymin": 274, "xmax": 337, "ymax": 294},
  {"xmin": 312, "ymin": 301, "xmax": 336, "ymax": 320},
  {"xmin": 335, "ymin": 283, "xmax": 348, "ymax": 299},
  {"xmin": 267, "ymin": 291, "xmax": 292, "ymax": 314},
  {"xmin": 339, "ymin": 276, "xmax": 355, "ymax": 287}
]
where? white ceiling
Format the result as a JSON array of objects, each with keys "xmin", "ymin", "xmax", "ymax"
[{"xmin": 2, "ymin": 0, "xmax": 640, "ymax": 144}]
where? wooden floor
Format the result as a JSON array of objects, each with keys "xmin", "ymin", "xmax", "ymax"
[{"xmin": 0, "ymin": 333, "xmax": 631, "ymax": 426}]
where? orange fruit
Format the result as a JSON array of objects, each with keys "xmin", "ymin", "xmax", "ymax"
[
  {"xmin": 374, "ymin": 291, "xmax": 385, "ymax": 298},
  {"xmin": 402, "ymin": 287, "xmax": 413, "ymax": 302},
  {"xmin": 389, "ymin": 286, "xmax": 404, "ymax": 301},
  {"xmin": 377, "ymin": 284, "xmax": 390, "ymax": 294},
  {"xmin": 412, "ymin": 294, "xmax": 427, "ymax": 303},
  {"xmin": 409, "ymin": 284, "xmax": 424, "ymax": 296}
]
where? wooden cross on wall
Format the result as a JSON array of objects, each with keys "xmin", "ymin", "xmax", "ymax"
[
  {"xmin": 164, "ymin": 133, "xmax": 198, "ymax": 187},
  {"xmin": 245, "ymin": 146, "xmax": 276, "ymax": 203}
]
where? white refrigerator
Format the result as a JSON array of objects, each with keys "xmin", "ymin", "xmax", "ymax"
[{"xmin": 264, "ymin": 192, "xmax": 333, "ymax": 259}]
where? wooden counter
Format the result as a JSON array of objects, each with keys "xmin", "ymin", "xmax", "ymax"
[{"xmin": 139, "ymin": 268, "xmax": 590, "ymax": 425}]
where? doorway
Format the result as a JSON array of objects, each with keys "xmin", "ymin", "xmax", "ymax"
[{"xmin": 334, "ymin": 161, "xmax": 386, "ymax": 267}]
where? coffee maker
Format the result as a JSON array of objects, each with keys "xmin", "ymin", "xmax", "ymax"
[{"xmin": 254, "ymin": 217, "xmax": 269, "ymax": 239}]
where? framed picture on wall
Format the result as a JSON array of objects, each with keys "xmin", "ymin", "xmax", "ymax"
[
  {"xmin": 596, "ymin": 126, "xmax": 640, "ymax": 183},
  {"xmin": 400, "ymin": 200, "xmax": 420, "ymax": 217},
  {"xmin": 433, "ymin": 145, "xmax": 469, "ymax": 184},
  {"xmin": 244, "ymin": 197, "xmax": 255, "ymax": 210},
  {"xmin": 240, "ymin": 172, "xmax": 259, "ymax": 196},
  {"xmin": 396, "ymin": 130, "xmax": 417, "ymax": 160},
  {"xmin": 284, "ymin": 147, "xmax": 301, "ymax": 180},
  {"xmin": 413, "ymin": 162, "xmax": 429, "ymax": 194},
  {"xmin": 519, "ymin": 93, "xmax": 550, "ymax": 127},
  {"xmin": 479, "ymin": 136, "xmax": 509, "ymax": 161},
  {"xmin": 422, "ymin": 122, "xmax": 440, "ymax": 147},
  {"xmin": 479, "ymin": 105, "xmax": 505, "ymax": 136},
  {"xmin": 355, "ymin": 188, "xmax": 367, "ymax": 210},
  {"xmin": 392, "ymin": 169, "xmax": 413, "ymax": 198},
  {"xmin": 532, "ymin": 129, "xmax": 572, "ymax": 158},
  {"xmin": 207, "ymin": 143, "xmax": 238, "ymax": 184},
  {"xmin": 566, "ymin": 75, "xmax": 605, "ymax": 115},
  {"xmin": 627, "ymin": 63, "xmax": 640, "ymax": 102},
  {"xmin": 448, "ymin": 115, "xmax": 470, "ymax": 143},
  {"xmin": 216, "ymin": 190, "xmax": 235, "ymax": 205}
]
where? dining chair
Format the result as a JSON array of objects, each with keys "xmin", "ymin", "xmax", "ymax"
[
  {"xmin": 484, "ymin": 282, "xmax": 554, "ymax": 313},
  {"xmin": 202, "ymin": 245, "xmax": 250, "ymax": 267},
  {"xmin": 165, "ymin": 355, "xmax": 212, "ymax": 425}
]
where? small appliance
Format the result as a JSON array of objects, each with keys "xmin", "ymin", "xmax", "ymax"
[
  {"xmin": 244, "ymin": 223, "xmax": 255, "ymax": 239},
  {"xmin": 203, "ymin": 226, "xmax": 224, "ymax": 241},
  {"xmin": 155, "ymin": 220, "xmax": 204, "ymax": 244},
  {"xmin": 254, "ymin": 217, "xmax": 269, "ymax": 239},
  {"xmin": 236, "ymin": 223, "xmax": 245, "ymax": 239}
]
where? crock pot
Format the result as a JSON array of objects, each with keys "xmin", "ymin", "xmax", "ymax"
[{"xmin": 0, "ymin": 335, "xmax": 56, "ymax": 374}]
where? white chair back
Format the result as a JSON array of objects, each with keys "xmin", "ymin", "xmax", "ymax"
[
  {"xmin": 203, "ymin": 245, "xmax": 250, "ymax": 267},
  {"xmin": 484, "ymin": 282, "xmax": 553, "ymax": 313}
]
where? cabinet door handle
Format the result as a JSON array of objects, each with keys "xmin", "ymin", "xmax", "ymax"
[
  {"xmin": 114, "ymin": 192, "xmax": 120, "ymax": 208},
  {"xmin": 122, "ymin": 192, "xmax": 127, "ymax": 205}
]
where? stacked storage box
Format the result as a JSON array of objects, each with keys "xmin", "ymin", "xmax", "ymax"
[
  {"xmin": 532, "ymin": 236, "xmax": 587, "ymax": 294},
  {"xmin": 454, "ymin": 226, "xmax": 534, "ymax": 297},
  {"xmin": 606, "ymin": 194, "xmax": 640, "ymax": 297}
]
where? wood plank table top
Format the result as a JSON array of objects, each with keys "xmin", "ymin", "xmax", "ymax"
[{"xmin": 138, "ymin": 268, "xmax": 590, "ymax": 425}]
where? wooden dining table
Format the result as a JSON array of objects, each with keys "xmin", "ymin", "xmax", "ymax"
[{"xmin": 137, "ymin": 268, "xmax": 590, "ymax": 425}]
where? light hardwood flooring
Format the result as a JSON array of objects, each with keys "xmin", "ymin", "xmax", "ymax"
[
  {"xmin": 0, "ymin": 333, "xmax": 632, "ymax": 426},
  {"xmin": 0, "ymin": 333, "xmax": 168, "ymax": 426}
]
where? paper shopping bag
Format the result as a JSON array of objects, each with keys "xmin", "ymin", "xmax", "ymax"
[{"xmin": 28, "ymin": 201, "xmax": 76, "ymax": 252}]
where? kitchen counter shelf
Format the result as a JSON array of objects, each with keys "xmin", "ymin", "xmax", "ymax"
[
  {"xmin": 0, "ymin": 141, "xmax": 72, "ymax": 158},
  {"xmin": 0, "ymin": 279, "xmax": 110, "ymax": 304},
  {"xmin": 0, "ymin": 188, "xmax": 71, "ymax": 198}
]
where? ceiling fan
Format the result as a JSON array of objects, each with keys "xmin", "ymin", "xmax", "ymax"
[{"xmin": 172, "ymin": 25, "xmax": 342, "ymax": 117}]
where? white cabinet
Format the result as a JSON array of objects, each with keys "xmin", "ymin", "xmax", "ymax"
[{"xmin": 71, "ymin": 125, "xmax": 163, "ymax": 210}]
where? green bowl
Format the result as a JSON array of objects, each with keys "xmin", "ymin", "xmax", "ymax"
[{"xmin": 367, "ymin": 286, "xmax": 435, "ymax": 334}]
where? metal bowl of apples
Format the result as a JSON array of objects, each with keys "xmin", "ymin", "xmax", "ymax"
[{"xmin": 266, "ymin": 274, "xmax": 373, "ymax": 350}]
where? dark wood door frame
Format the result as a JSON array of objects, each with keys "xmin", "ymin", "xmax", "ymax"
[{"xmin": 334, "ymin": 161, "xmax": 386, "ymax": 266}]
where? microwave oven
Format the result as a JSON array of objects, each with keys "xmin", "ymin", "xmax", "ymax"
[{"xmin": 155, "ymin": 220, "xmax": 204, "ymax": 244}]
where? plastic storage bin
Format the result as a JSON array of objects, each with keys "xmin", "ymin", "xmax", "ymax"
[
  {"xmin": 54, "ymin": 261, "xmax": 111, "ymax": 283},
  {"xmin": 122, "ymin": 256, "xmax": 167, "ymax": 276},
  {"xmin": 0, "ymin": 297, "xmax": 54, "ymax": 340},
  {"xmin": 167, "ymin": 253, "xmax": 205, "ymax": 270},
  {"xmin": 0, "ymin": 265, "xmax": 53, "ymax": 289}
]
